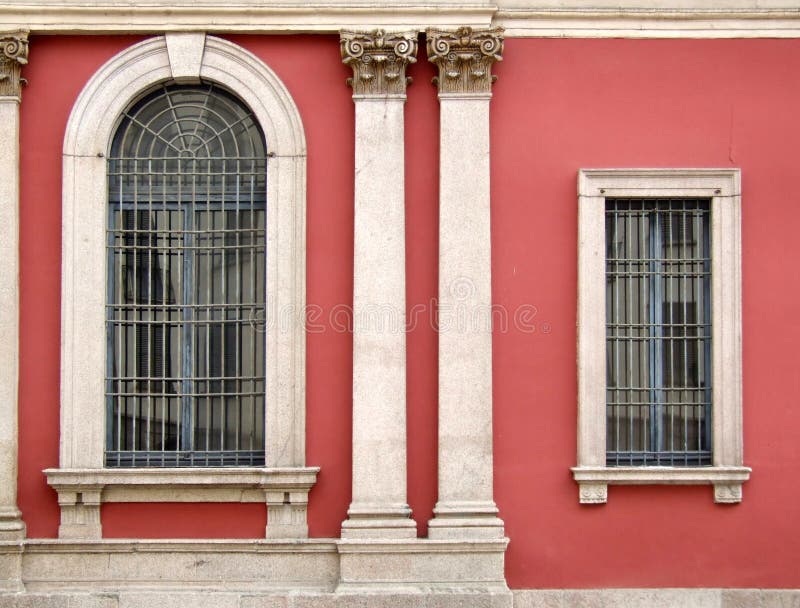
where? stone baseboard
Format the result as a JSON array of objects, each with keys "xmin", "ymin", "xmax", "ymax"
[
  {"xmin": 512, "ymin": 589, "xmax": 800, "ymax": 608},
  {"xmin": 0, "ymin": 589, "xmax": 799, "ymax": 608},
  {"xmin": 0, "ymin": 538, "xmax": 508, "ymax": 598}
]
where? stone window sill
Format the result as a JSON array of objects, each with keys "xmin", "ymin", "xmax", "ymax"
[
  {"xmin": 571, "ymin": 466, "xmax": 751, "ymax": 504},
  {"xmin": 44, "ymin": 467, "xmax": 319, "ymax": 540}
]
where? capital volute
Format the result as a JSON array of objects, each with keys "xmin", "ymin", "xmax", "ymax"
[
  {"xmin": 340, "ymin": 30, "xmax": 418, "ymax": 97},
  {"xmin": 426, "ymin": 27, "xmax": 504, "ymax": 95},
  {"xmin": 0, "ymin": 31, "xmax": 28, "ymax": 98}
]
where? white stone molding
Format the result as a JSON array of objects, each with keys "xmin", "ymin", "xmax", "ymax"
[
  {"xmin": 497, "ymin": 7, "xmax": 800, "ymax": 38},
  {"xmin": 5, "ymin": 1, "xmax": 800, "ymax": 38},
  {"xmin": 56, "ymin": 34, "xmax": 312, "ymax": 538},
  {"xmin": 339, "ymin": 30, "xmax": 417, "ymax": 540},
  {"xmin": 572, "ymin": 467, "xmax": 752, "ymax": 504},
  {"xmin": 0, "ymin": 30, "xmax": 28, "ymax": 542},
  {"xmin": 0, "ymin": 3, "xmax": 495, "ymax": 34},
  {"xmin": 44, "ymin": 468, "xmax": 319, "ymax": 539},
  {"xmin": 425, "ymin": 27, "xmax": 505, "ymax": 542},
  {"xmin": 574, "ymin": 168, "xmax": 750, "ymax": 504}
]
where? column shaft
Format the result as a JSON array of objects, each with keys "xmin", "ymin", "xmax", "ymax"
[
  {"xmin": 437, "ymin": 97, "xmax": 494, "ymax": 505},
  {"xmin": 0, "ymin": 31, "xmax": 28, "ymax": 540}
]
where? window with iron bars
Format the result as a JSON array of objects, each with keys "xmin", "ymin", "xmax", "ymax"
[
  {"xmin": 605, "ymin": 199, "xmax": 712, "ymax": 466},
  {"xmin": 105, "ymin": 83, "xmax": 267, "ymax": 467}
]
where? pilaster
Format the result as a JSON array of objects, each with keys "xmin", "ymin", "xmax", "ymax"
[
  {"xmin": 339, "ymin": 29, "xmax": 417, "ymax": 540},
  {"xmin": 426, "ymin": 27, "xmax": 506, "ymax": 541},
  {"xmin": 0, "ymin": 31, "xmax": 28, "ymax": 542}
]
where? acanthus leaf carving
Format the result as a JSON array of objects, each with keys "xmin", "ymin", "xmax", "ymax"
[
  {"xmin": 0, "ymin": 32, "xmax": 28, "ymax": 98},
  {"xmin": 340, "ymin": 29, "xmax": 418, "ymax": 97},
  {"xmin": 426, "ymin": 26, "xmax": 503, "ymax": 95}
]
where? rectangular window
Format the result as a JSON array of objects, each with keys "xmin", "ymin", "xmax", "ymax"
[
  {"xmin": 605, "ymin": 199, "xmax": 711, "ymax": 466},
  {"xmin": 574, "ymin": 169, "xmax": 748, "ymax": 504}
]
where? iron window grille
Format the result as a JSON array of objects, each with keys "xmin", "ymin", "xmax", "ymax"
[
  {"xmin": 105, "ymin": 83, "xmax": 267, "ymax": 467},
  {"xmin": 605, "ymin": 198, "xmax": 712, "ymax": 466}
]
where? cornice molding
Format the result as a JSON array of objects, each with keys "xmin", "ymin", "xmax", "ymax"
[
  {"xmin": 496, "ymin": 7, "xmax": 800, "ymax": 38},
  {"xmin": 427, "ymin": 27, "xmax": 503, "ymax": 95},
  {"xmin": 3, "ymin": 3, "xmax": 800, "ymax": 37},
  {"xmin": 0, "ymin": 32, "xmax": 28, "ymax": 98},
  {"xmin": 0, "ymin": 5, "xmax": 495, "ymax": 34},
  {"xmin": 341, "ymin": 29, "xmax": 418, "ymax": 97}
]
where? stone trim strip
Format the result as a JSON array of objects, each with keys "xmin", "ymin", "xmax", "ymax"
[
  {"xmin": 513, "ymin": 589, "xmax": 800, "ymax": 608},
  {"xmin": 44, "ymin": 468, "xmax": 319, "ymax": 540},
  {"xmin": 497, "ymin": 8, "xmax": 800, "ymax": 38},
  {"xmin": 0, "ymin": 586, "xmax": 797, "ymax": 607},
  {"xmin": 4, "ymin": 4, "xmax": 800, "ymax": 38},
  {"xmin": 0, "ymin": 5, "xmax": 495, "ymax": 34},
  {"xmin": 571, "ymin": 466, "xmax": 752, "ymax": 504}
]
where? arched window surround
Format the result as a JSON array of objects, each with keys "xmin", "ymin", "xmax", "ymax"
[{"xmin": 47, "ymin": 34, "xmax": 315, "ymax": 540}]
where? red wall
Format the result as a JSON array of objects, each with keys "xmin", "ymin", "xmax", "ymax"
[
  {"xmin": 17, "ymin": 35, "xmax": 800, "ymax": 588},
  {"xmin": 491, "ymin": 38, "xmax": 800, "ymax": 588}
]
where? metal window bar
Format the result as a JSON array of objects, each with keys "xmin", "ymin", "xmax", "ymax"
[
  {"xmin": 106, "ymin": 83, "xmax": 267, "ymax": 467},
  {"xmin": 605, "ymin": 198, "xmax": 712, "ymax": 466}
]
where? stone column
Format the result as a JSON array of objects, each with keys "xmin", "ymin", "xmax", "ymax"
[
  {"xmin": 339, "ymin": 30, "xmax": 417, "ymax": 539},
  {"xmin": 427, "ymin": 27, "xmax": 505, "ymax": 540},
  {"xmin": 0, "ymin": 32, "xmax": 28, "ymax": 541}
]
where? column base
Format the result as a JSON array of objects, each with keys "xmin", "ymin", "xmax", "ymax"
[
  {"xmin": 0, "ymin": 507, "xmax": 25, "ymax": 541},
  {"xmin": 427, "ymin": 501, "xmax": 505, "ymax": 540},
  {"xmin": 341, "ymin": 504, "xmax": 417, "ymax": 539}
]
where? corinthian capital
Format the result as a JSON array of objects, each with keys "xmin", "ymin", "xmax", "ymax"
[
  {"xmin": 340, "ymin": 30, "xmax": 418, "ymax": 97},
  {"xmin": 0, "ymin": 32, "xmax": 28, "ymax": 98},
  {"xmin": 426, "ymin": 27, "xmax": 503, "ymax": 95}
]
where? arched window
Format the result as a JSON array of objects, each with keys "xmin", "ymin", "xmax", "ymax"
[
  {"xmin": 106, "ymin": 83, "xmax": 267, "ymax": 467},
  {"xmin": 48, "ymin": 35, "xmax": 316, "ymax": 540}
]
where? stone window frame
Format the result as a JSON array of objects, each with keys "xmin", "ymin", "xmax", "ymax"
[
  {"xmin": 572, "ymin": 168, "xmax": 750, "ymax": 504},
  {"xmin": 46, "ymin": 33, "xmax": 317, "ymax": 539}
]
